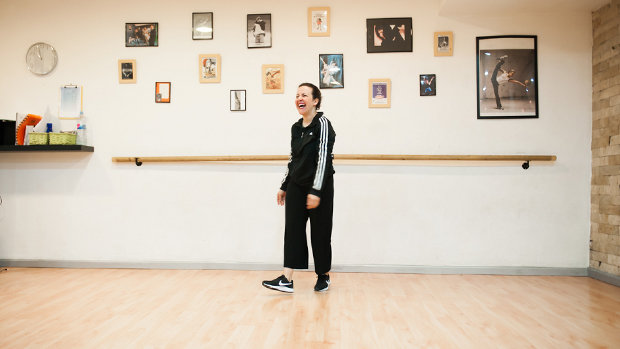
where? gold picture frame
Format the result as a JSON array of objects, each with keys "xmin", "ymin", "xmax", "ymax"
[
  {"xmin": 368, "ymin": 79, "xmax": 391, "ymax": 108},
  {"xmin": 199, "ymin": 54, "xmax": 221, "ymax": 83},
  {"xmin": 262, "ymin": 64, "xmax": 284, "ymax": 94},
  {"xmin": 308, "ymin": 7, "xmax": 330, "ymax": 37},
  {"xmin": 118, "ymin": 59, "xmax": 136, "ymax": 84},
  {"xmin": 434, "ymin": 31, "xmax": 453, "ymax": 57}
]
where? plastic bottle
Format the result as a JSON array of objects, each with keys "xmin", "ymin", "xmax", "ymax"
[
  {"xmin": 76, "ymin": 124, "xmax": 85, "ymax": 145},
  {"xmin": 81, "ymin": 124, "xmax": 87, "ymax": 145}
]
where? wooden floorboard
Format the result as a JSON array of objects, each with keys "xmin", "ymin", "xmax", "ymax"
[{"xmin": 0, "ymin": 268, "xmax": 619, "ymax": 348}]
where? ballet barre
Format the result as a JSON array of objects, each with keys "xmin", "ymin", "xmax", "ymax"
[{"xmin": 112, "ymin": 154, "xmax": 556, "ymax": 170}]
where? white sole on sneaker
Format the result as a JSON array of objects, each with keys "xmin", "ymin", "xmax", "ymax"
[{"xmin": 262, "ymin": 283, "xmax": 294, "ymax": 293}]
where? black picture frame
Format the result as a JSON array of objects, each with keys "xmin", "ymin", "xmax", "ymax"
[
  {"xmin": 125, "ymin": 23, "xmax": 158, "ymax": 47},
  {"xmin": 155, "ymin": 82, "xmax": 171, "ymax": 103},
  {"xmin": 476, "ymin": 35, "xmax": 539, "ymax": 119},
  {"xmin": 192, "ymin": 12, "xmax": 213, "ymax": 40},
  {"xmin": 420, "ymin": 74, "xmax": 436, "ymax": 96},
  {"xmin": 230, "ymin": 90, "xmax": 246, "ymax": 111},
  {"xmin": 247, "ymin": 14, "xmax": 271, "ymax": 48},
  {"xmin": 319, "ymin": 54, "xmax": 344, "ymax": 89},
  {"xmin": 366, "ymin": 18, "xmax": 412, "ymax": 53}
]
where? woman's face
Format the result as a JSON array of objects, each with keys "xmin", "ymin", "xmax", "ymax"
[{"xmin": 295, "ymin": 86, "xmax": 317, "ymax": 116}]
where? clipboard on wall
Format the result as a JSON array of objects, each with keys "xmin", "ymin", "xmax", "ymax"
[{"xmin": 59, "ymin": 84, "xmax": 82, "ymax": 119}]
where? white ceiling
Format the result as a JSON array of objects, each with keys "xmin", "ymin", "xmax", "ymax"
[{"xmin": 439, "ymin": 0, "xmax": 611, "ymax": 16}]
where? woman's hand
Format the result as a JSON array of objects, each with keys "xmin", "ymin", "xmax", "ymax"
[
  {"xmin": 307, "ymin": 194, "xmax": 320, "ymax": 209},
  {"xmin": 277, "ymin": 190, "xmax": 286, "ymax": 206}
]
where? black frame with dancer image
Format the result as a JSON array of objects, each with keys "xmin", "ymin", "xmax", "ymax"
[
  {"xmin": 420, "ymin": 74, "xmax": 436, "ymax": 96},
  {"xmin": 230, "ymin": 90, "xmax": 246, "ymax": 111},
  {"xmin": 476, "ymin": 35, "xmax": 539, "ymax": 119},
  {"xmin": 125, "ymin": 23, "xmax": 158, "ymax": 47},
  {"xmin": 366, "ymin": 18, "xmax": 412, "ymax": 53},
  {"xmin": 247, "ymin": 14, "xmax": 271, "ymax": 48},
  {"xmin": 319, "ymin": 54, "xmax": 343, "ymax": 89}
]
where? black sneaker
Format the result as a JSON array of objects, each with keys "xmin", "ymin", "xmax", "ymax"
[
  {"xmin": 314, "ymin": 274, "xmax": 330, "ymax": 292},
  {"xmin": 262, "ymin": 275, "xmax": 294, "ymax": 293}
]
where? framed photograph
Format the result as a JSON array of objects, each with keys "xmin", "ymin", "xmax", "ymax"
[
  {"xmin": 125, "ymin": 23, "xmax": 158, "ymax": 47},
  {"xmin": 420, "ymin": 74, "xmax": 436, "ymax": 96},
  {"xmin": 319, "ymin": 54, "xmax": 343, "ymax": 89},
  {"xmin": 368, "ymin": 79, "xmax": 391, "ymax": 108},
  {"xmin": 155, "ymin": 82, "xmax": 171, "ymax": 103},
  {"xmin": 262, "ymin": 64, "xmax": 284, "ymax": 94},
  {"xmin": 230, "ymin": 90, "xmax": 246, "ymax": 111},
  {"xmin": 118, "ymin": 59, "xmax": 136, "ymax": 84},
  {"xmin": 477, "ymin": 35, "xmax": 538, "ymax": 119},
  {"xmin": 193, "ymin": 12, "xmax": 213, "ymax": 40},
  {"xmin": 308, "ymin": 7, "xmax": 330, "ymax": 37},
  {"xmin": 198, "ymin": 54, "xmax": 221, "ymax": 83},
  {"xmin": 247, "ymin": 14, "xmax": 271, "ymax": 48},
  {"xmin": 434, "ymin": 31, "xmax": 453, "ymax": 56},
  {"xmin": 366, "ymin": 18, "xmax": 412, "ymax": 53}
]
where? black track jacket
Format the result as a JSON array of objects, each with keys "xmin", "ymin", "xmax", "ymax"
[{"xmin": 280, "ymin": 112, "xmax": 336, "ymax": 198}]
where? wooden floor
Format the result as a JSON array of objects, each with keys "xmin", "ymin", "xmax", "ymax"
[{"xmin": 1, "ymin": 268, "xmax": 619, "ymax": 348}]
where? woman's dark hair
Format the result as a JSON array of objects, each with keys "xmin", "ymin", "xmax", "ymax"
[{"xmin": 299, "ymin": 82, "xmax": 322, "ymax": 110}]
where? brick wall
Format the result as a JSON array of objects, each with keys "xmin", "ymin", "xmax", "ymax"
[{"xmin": 592, "ymin": 0, "xmax": 620, "ymax": 276}]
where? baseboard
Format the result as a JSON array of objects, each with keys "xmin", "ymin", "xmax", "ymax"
[
  {"xmin": 333, "ymin": 264, "xmax": 588, "ymax": 276},
  {"xmin": 0, "ymin": 259, "xmax": 588, "ymax": 276},
  {"xmin": 588, "ymin": 267, "xmax": 620, "ymax": 287}
]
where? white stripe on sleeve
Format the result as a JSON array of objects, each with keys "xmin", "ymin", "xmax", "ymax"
[{"xmin": 313, "ymin": 117, "xmax": 328, "ymax": 191}]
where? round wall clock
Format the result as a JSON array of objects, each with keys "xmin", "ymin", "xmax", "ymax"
[{"xmin": 25, "ymin": 42, "xmax": 58, "ymax": 75}]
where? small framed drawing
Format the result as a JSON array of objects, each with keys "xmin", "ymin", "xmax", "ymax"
[
  {"xmin": 368, "ymin": 79, "xmax": 391, "ymax": 108},
  {"xmin": 155, "ymin": 82, "xmax": 171, "ymax": 103},
  {"xmin": 434, "ymin": 31, "xmax": 453, "ymax": 56},
  {"xmin": 193, "ymin": 12, "xmax": 213, "ymax": 40},
  {"xmin": 420, "ymin": 74, "xmax": 436, "ymax": 96},
  {"xmin": 308, "ymin": 7, "xmax": 329, "ymax": 37},
  {"xmin": 230, "ymin": 90, "xmax": 246, "ymax": 111},
  {"xmin": 319, "ymin": 54, "xmax": 343, "ymax": 89},
  {"xmin": 199, "ymin": 54, "xmax": 221, "ymax": 83},
  {"xmin": 125, "ymin": 23, "xmax": 158, "ymax": 47},
  {"xmin": 262, "ymin": 64, "xmax": 284, "ymax": 94},
  {"xmin": 476, "ymin": 35, "xmax": 538, "ymax": 119},
  {"xmin": 366, "ymin": 18, "xmax": 412, "ymax": 53},
  {"xmin": 247, "ymin": 14, "xmax": 271, "ymax": 48},
  {"xmin": 118, "ymin": 59, "xmax": 136, "ymax": 84}
]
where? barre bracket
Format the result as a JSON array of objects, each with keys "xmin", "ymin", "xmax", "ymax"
[
  {"xmin": 522, "ymin": 161, "xmax": 530, "ymax": 170},
  {"xmin": 135, "ymin": 158, "xmax": 143, "ymax": 166}
]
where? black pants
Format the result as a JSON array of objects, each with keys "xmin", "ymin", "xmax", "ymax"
[
  {"xmin": 283, "ymin": 177, "xmax": 333, "ymax": 275},
  {"xmin": 491, "ymin": 59, "xmax": 504, "ymax": 109}
]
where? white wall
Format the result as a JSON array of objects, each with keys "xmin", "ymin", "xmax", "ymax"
[{"xmin": 0, "ymin": 0, "xmax": 592, "ymax": 269}]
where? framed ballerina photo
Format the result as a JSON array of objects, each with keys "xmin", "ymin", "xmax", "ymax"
[
  {"xmin": 476, "ymin": 35, "xmax": 538, "ymax": 119},
  {"xmin": 420, "ymin": 74, "xmax": 436, "ymax": 96},
  {"xmin": 247, "ymin": 14, "xmax": 271, "ymax": 48},
  {"xmin": 308, "ymin": 7, "xmax": 330, "ymax": 37},
  {"xmin": 319, "ymin": 54, "xmax": 343, "ymax": 89},
  {"xmin": 368, "ymin": 79, "xmax": 391, "ymax": 108},
  {"xmin": 366, "ymin": 18, "xmax": 412, "ymax": 53}
]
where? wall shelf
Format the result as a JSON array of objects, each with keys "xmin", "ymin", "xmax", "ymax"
[{"xmin": 0, "ymin": 145, "xmax": 94, "ymax": 152}]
